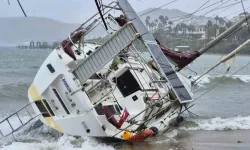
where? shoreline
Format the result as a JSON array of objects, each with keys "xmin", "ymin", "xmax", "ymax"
[{"xmin": 117, "ymin": 130, "xmax": 250, "ymax": 150}]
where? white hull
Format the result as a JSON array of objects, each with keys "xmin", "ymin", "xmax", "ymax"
[{"xmin": 28, "ymin": 42, "xmax": 192, "ymax": 140}]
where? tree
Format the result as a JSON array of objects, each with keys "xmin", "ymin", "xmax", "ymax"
[
  {"xmin": 174, "ymin": 24, "xmax": 181, "ymax": 35},
  {"xmin": 159, "ymin": 15, "xmax": 168, "ymax": 27},
  {"xmin": 164, "ymin": 16, "xmax": 169, "ymax": 27},
  {"xmin": 212, "ymin": 24, "xmax": 219, "ymax": 38},
  {"xmin": 206, "ymin": 20, "xmax": 213, "ymax": 39},
  {"xmin": 168, "ymin": 21, "xmax": 173, "ymax": 27},
  {"xmin": 145, "ymin": 16, "xmax": 151, "ymax": 29},
  {"xmin": 181, "ymin": 23, "xmax": 187, "ymax": 35},
  {"xmin": 154, "ymin": 19, "xmax": 159, "ymax": 28},
  {"xmin": 226, "ymin": 21, "xmax": 233, "ymax": 29},
  {"xmin": 215, "ymin": 15, "xmax": 219, "ymax": 25},
  {"xmin": 168, "ymin": 26, "xmax": 172, "ymax": 36},
  {"xmin": 189, "ymin": 25, "xmax": 195, "ymax": 36},
  {"xmin": 219, "ymin": 26, "xmax": 227, "ymax": 34},
  {"xmin": 218, "ymin": 17, "xmax": 225, "ymax": 27}
]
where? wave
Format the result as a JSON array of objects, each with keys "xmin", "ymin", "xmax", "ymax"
[
  {"xmin": 1, "ymin": 135, "xmax": 115, "ymax": 150},
  {"xmin": 191, "ymin": 74, "xmax": 250, "ymax": 86},
  {"xmin": 0, "ymin": 82, "xmax": 30, "ymax": 100},
  {"xmin": 0, "ymin": 115, "xmax": 115, "ymax": 150},
  {"xmin": 180, "ymin": 116, "xmax": 250, "ymax": 131}
]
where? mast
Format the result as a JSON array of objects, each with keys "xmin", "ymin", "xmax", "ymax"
[{"xmin": 177, "ymin": 14, "xmax": 250, "ymax": 71}]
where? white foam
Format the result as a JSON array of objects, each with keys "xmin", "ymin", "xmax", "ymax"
[
  {"xmin": 181, "ymin": 116, "xmax": 250, "ymax": 131},
  {"xmin": 0, "ymin": 115, "xmax": 115, "ymax": 150},
  {"xmin": 1, "ymin": 135, "xmax": 115, "ymax": 150},
  {"xmin": 191, "ymin": 74, "xmax": 250, "ymax": 86},
  {"xmin": 191, "ymin": 74, "xmax": 211, "ymax": 86},
  {"xmin": 230, "ymin": 75, "xmax": 250, "ymax": 83}
]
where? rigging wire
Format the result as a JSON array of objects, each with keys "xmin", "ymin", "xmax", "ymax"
[
  {"xmin": 192, "ymin": 69, "xmax": 229, "ymax": 102},
  {"xmin": 8, "ymin": 0, "xmax": 27, "ymax": 17},
  {"xmin": 240, "ymin": 0, "xmax": 250, "ymax": 34},
  {"xmin": 180, "ymin": 0, "xmax": 211, "ymax": 23},
  {"xmin": 191, "ymin": 24, "xmax": 245, "ymax": 89},
  {"xmin": 192, "ymin": 61, "xmax": 250, "ymax": 103},
  {"xmin": 227, "ymin": 5, "xmax": 250, "ymax": 18},
  {"xmin": 211, "ymin": 1, "xmax": 236, "ymax": 17},
  {"xmin": 140, "ymin": 0, "xmax": 178, "ymax": 17},
  {"xmin": 171, "ymin": 0, "xmax": 229, "ymax": 23},
  {"xmin": 16, "ymin": 0, "xmax": 27, "ymax": 17},
  {"xmin": 149, "ymin": 0, "xmax": 242, "ymax": 32},
  {"xmin": 190, "ymin": 0, "xmax": 233, "ymax": 23},
  {"xmin": 94, "ymin": 0, "xmax": 108, "ymax": 30}
]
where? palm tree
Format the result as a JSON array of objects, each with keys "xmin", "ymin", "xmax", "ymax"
[
  {"xmin": 189, "ymin": 24, "xmax": 195, "ymax": 36},
  {"xmin": 164, "ymin": 16, "xmax": 169, "ymax": 27},
  {"xmin": 168, "ymin": 21, "xmax": 173, "ymax": 27},
  {"xmin": 159, "ymin": 15, "xmax": 165, "ymax": 27},
  {"xmin": 151, "ymin": 22, "xmax": 156, "ymax": 30},
  {"xmin": 206, "ymin": 20, "xmax": 213, "ymax": 39},
  {"xmin": 145, "ymin": 16, "xmax": 151, "ymax": 29},
  {"xmin": 174, "ymin": 24, "xmax": 181, "ymax": 35},
  {"xmin": 215, "ymin": 15, "xmax": 219, "ymax": 25},
  {"xmin": 154, "ymin": 19, "xmax": 159, "ymax": 29},
  {"xmin": 159, "ymin": 15, "xmax": 169, "ymax": 28},
  {"xmin": 168, "ymin": 26, "xmax": 172, "ymax": 36},
  {"xmin": 181, "ymin": 23, "xmax": 187, "ymax": 35}
]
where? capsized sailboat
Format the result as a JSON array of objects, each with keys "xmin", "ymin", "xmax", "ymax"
[
  {"xmin": 26, "ymin": 0, "xmax": 193, "ymax": 141},
  {"xmin": 1, "ymin": 0, "xmax": 249, "ymax": 142}
]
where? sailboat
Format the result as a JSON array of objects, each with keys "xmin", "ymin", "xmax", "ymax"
[{"xmin": 1, "ymin": 0, "xmax": 250, "ymax": 142}]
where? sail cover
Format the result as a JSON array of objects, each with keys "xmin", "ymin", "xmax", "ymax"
[
  {"xmin": 117, "ymin": 0, "xmax": 192, "ymax": 103},
  {"xmin": 160, "ymin": 45, "xmax": 200, "ymax": 69}
]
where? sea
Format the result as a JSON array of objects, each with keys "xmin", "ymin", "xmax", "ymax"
[{"xmin": 0, "ymin": 48, "xmax": 250, "ymax": 150}]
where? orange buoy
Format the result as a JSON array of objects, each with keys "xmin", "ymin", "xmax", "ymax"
[
  {"xmin": 122, "ymin": 131, "xmax": 134, "ymax": 140},
  {"xmin": 127, "ymin": 129, "xmax": 153, "ymax": 142}
]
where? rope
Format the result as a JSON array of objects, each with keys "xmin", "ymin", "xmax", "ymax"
[{"xmin": 240, "ymin": 0, "xmax": 250, "ymax": 34}]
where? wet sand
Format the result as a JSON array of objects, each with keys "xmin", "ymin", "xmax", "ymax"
[{"xmin": 116, "ymin": 130, "xmax": 250, "ymax": 150}]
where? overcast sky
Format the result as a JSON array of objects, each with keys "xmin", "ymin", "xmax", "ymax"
[{"xmin": 0, "ymin": 0, "xmax": 250, "ymax": 23}]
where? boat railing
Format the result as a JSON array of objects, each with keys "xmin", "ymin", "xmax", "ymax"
[
  {"xmin": 0, "ymin": 102, "xmax": 41, "ymax": 137},
  {"xmin": 61, "ymin": 1, "xmax": 119, "ymax": 51}
]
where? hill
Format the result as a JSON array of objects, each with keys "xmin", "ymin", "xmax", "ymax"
[{"xmin": 0, "ymin": 17, "xmax": 79, "ymax": 45}]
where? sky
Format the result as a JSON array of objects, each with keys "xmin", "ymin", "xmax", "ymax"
[{"xmin": 0, "ymin": 0, "xmax": 250, "ymax": 23}]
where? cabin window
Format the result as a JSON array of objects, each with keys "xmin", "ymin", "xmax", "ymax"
[
  {"xmin": 47, "ymin": 64, "xmax": 55, "ymax": 73},
  {"xmin": 94, "ymin": 104, "xmax": 121, "ymax": 115},
  {"xmin": 116, "ymin": 70, "xmax": 141, "ymax": 97},
  {"xmin": 35, "ymin": 99, "xmax": 55, "ymax": 117},
  {"xmin": 52, "ymin": 89, "xmax": 70, "ymax": 114},
  {"xmin": 95, "ymin": 103, "xmax": 104, "ymax": 115}
]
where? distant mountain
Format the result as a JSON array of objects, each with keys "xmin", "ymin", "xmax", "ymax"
[
  {"xmin": 0, "ymin": 17, "xmax": 80, "ymax": 45},
  {"xmin": 0, "ymin": 8, "xmax": 219, "ymax": 46}
]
